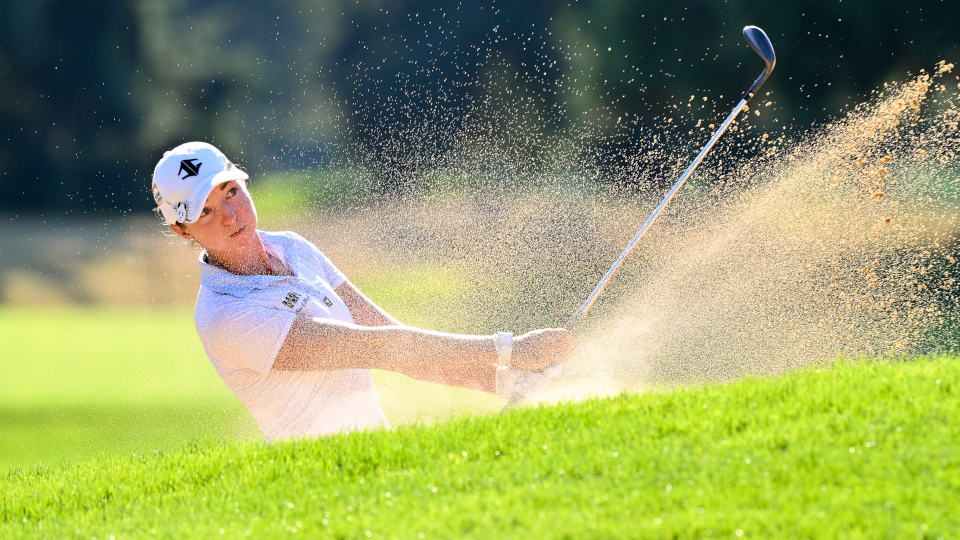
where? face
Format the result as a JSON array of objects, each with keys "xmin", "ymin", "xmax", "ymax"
[{"xmin": 170, "ymin": 181, "xmax": 258, "ymax": 256}]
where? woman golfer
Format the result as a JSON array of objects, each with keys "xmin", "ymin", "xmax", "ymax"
[{"xmin": 151, "ymin": 142, "xmax": 574, "ymax": 441}]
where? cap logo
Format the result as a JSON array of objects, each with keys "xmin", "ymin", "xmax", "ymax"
[
  {"xmin": 178, "ymin": 158, "xmax": 202, "ymax": 179},
  {"xmin": 174, "ymin": 202, "xmax": 187, "ymax": 223}
]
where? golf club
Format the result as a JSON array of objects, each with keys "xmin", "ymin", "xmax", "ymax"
[{"xmin": 506, "ymin": 25, "xmax": 776, "ymax": 409}]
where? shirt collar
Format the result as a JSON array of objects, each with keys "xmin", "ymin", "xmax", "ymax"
[{"xmin": 198, "ymin": 230, "xmax": 298, "ymax": 298}]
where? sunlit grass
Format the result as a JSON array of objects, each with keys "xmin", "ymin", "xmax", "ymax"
[
  {"xmin": 0, "ymin": 307, "xmax": 261, "ymax": 469},
  {"xmin": 3, "ymin": 357, "xmax": 958, "ymax": 538},
  {"xmin": 0, "ymin": 307, "xmax": 230, "ymax": 406}
]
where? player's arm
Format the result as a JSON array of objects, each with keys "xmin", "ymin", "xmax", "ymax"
[
  {"xmin": 272, "ymin": 317, "xmax": 573, "ymax": 394},
  {"xmin": 337, "ymin": 278, "xmax": 492, "ymax": 388},
  {"xmin": 332, "ymin": 279, "xmax": 495, "ymax": 392}
]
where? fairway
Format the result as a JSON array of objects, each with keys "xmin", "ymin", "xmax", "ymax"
[
  {"xmin": 4, "ymin": 356, "xmax": 959, "ymax": 538},
  {"xmin": 0, "ymin": 308, "xmax": 261, "ymax": 469}
]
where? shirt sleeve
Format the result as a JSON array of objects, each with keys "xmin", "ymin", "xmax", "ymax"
[
  {"xmin": 288, "ymin": 231, "xmax": 348, "ymax": 289},
  {"xmin": 195, "ymin": 296, "xmax": 296, "ymax": 374},
  {"xmin": 315, "ymin": 249, "xmax": 348, "ymax": 289}
]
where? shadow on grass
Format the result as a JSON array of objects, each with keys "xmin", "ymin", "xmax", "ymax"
[{"xmin": 0, "ymin": 403, "xmax": 261, "ymax": 472}]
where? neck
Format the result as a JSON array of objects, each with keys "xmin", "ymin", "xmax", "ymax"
[{"xmin": 206, "ymin": 234, "xmax": 286, "ymax": 276}]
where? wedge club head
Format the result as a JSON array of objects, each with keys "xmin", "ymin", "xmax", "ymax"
[
  {"xmin": 741, "ymin": 25, "xmax": 777, "ymax": 100},
  {"xmin": 743, "ymin": 26, "xmax": 776, "ymax": 73}
]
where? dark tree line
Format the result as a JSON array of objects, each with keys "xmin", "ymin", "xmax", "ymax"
[{"xmin": 0, "ymin": 0, "xmax": 958, "ymax": 215}]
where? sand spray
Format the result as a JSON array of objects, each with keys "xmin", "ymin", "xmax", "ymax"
[{"xmin": 277, "ymin": 64, "xmax": 960, "ymax": 414}]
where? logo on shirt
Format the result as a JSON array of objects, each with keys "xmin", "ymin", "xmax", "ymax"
[
  {"xmin": 178, "ymin": 158, "xmax": 202, "ymax": 179},
  {"xmin": 282, "ymin": 291, "xmax": 301, "ymax": 308},
  {"xmin": 322, "ymin": 296, "xmax": 334, "ymax": 307}
]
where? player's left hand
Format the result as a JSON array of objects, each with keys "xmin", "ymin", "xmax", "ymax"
[{"xmin": 511, "ymin": 328, "xmax": 574, "ymax": 370}]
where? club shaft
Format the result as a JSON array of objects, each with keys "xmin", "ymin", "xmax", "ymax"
[
  {"xmin": 506, "ymin": 98, "xmax": 750, "ymax": 411},
  {"xmin": 505, "ymin": 27, "xmax": 774, "ymax": 410},
  {"xmin": 564, "ymin": 97, "xmax": 749, "ymax": 332}
]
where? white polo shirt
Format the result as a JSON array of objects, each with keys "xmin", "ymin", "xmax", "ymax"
[{"xmin": 194, "ymin": 230, "xmax": 389, "ymax": 441}]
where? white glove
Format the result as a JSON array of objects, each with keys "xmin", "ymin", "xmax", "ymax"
[{"xmin": 495, "ymin": 364, "xmax": 563, "ymax": 400}]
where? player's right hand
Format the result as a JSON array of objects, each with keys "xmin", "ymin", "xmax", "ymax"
[
  {"xmin": 495, "ymin": 364, "xmax": 563, "ymax": 400},
  {"xmin": 511, "ymin": 328, "xmax": 574, "ymax": 371}
]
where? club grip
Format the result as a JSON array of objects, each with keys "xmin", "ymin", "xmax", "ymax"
[{"xmin": 502, "ymin": 364, "xmax": 563, "ymax": 410}]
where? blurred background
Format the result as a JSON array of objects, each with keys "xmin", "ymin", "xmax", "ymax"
[{"xmin": 2, "ymin": 0, "xmax": 960, "ymax": 471}]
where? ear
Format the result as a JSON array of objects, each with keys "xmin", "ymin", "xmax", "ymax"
[{"xmin": 169, "ymin": 223, "xmax": 193, "ymax": 241}]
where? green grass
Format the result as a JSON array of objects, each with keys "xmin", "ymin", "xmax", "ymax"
[
  {"xmin": 0, "ymin": 404, "xmax": 251, "ymax": 470},
  {"xmin": 351, "ymin": 265, "xmax": 475, "ymax": 333},
  {"xmin": 0, "ymin": 308, "xmax": 236, "ymax": 406},
  {"xmin": 3, "ymin": 357, "xmax": 959, "ymax": 538},
  {"xmin": 0, "ymin": 307, "xmax": 262, "ymax": 469},
  {"xmin": 248, "ymin": 170, "xmax": 376, "ymax": 220}
]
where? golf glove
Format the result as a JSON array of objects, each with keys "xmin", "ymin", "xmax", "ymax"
[{"xmin": 495, "ymin": 364, "xmax": 563, "ymax": 400}]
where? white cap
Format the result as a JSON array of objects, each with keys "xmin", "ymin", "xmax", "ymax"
[{"xmin": 151, "ymin": 142, "xmax": 249, "ymax": 224}]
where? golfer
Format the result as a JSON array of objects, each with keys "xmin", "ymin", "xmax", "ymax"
[{"xmin": 151, "ymin": 142, "xmax": 574, "ymax": 441}]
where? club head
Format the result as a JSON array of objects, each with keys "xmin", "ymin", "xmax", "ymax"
[{"xmin": 743, "ymin": 26, "xmax": 776, "ymax": 74}]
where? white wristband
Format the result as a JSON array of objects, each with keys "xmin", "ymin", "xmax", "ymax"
[{"xmin": 493, "ymin": 331, "xmax": 513, "ymax": 366}]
